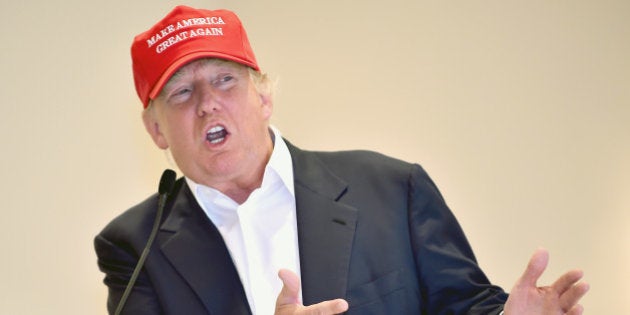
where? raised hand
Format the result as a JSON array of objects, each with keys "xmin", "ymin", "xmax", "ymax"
[
  {"xmin": 275, "ymin": 269, "xmax": 349, "ymax": 315},
  {"xmin": 504, "ymin": 248, "xmax": 589, "ymax": 315}
]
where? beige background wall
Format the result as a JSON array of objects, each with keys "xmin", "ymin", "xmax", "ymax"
[{"xmin": 1, "ymin": 0, "xmax": 628, "ymax": 313}]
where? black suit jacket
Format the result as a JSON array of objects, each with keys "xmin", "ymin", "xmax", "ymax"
[{"xmin": 95, "ymin": 141, "xmax": 507, "ymax": 314}]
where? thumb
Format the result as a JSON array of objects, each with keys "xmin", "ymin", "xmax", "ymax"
[
  {"xmin": 519, "ymin": 248, "xmax": 549, "ymax": 288},
  {"xmin": 276, "ymin": 269, "xmax": 302, "ymax": 306}
]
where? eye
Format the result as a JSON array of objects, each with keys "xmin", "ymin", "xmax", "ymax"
[
  {"xmin": 212, "ymin": 74, "xmax": 237, "ymax": 89},
  {"xmin": 165, "ymin": 86, "xmax": 193, "ymax": 104},
  {"xmin": 173, "ymin": 87, "xmax": 191, "ymax": 96}
]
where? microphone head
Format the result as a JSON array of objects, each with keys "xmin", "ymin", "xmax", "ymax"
[{"xmin": 158, "ymin": 169, "xmax": 177, "ymax": 195}]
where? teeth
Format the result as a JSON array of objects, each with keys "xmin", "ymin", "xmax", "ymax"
[
  {"xmin": 208, "ymin": 126, "xmax": 225, "ymax": 134},
  {"xmin": 206, "ymin": 125, "xmax": 227, "ymax": 144}
]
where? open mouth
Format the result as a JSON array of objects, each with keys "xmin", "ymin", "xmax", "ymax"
[{"xmin": 206, "ymin": 125, "xmax": 228, "ymax": 144}]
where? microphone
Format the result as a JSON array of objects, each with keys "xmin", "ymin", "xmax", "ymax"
[
  {"xmin": 159, "ymin": 169, "xmax": 177, "ymax": 195},
  {"xmin": 114, "ymin": 169, "xmax": 177, "ymax": 315}
]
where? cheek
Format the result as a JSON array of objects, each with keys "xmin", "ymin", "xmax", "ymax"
[
  {"xmin": 160, "ymin": 113, "xmax": 193, "ymax": 147},
  {"xmin": 231, "ymin": 97, "xmax": 267, "ymax": 122}
]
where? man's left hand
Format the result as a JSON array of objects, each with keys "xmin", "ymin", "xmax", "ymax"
[{"xmin": 504, "ymin": 248, "xmax": 589, "ymax": 315}]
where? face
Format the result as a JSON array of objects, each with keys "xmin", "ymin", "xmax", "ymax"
[{"xmin": 143, "ymin": 59, "xmax": 273, "ymax": 192}]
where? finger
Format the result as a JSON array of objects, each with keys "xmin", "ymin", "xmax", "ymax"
[
  {"xmin": 551, "ymin": 269, "xmax": 584, "ymax": 294},
  {"xmin": 301, "ymin": 298, "xmax": 349, "ymax": 315},
  {"xmin": 519, "ymin": 248, "xmax": 549, "ymax": 287},
  {"xmin": 565, "ymin": 303, "xmax": 584, "ymax": 315},
  {"xmin": 276, "ymin": 269, "xmax": 301, "ymax": 306},
  {"xmin": 559, "ymin": 282, "xmax": 590, "ymax": 312}
]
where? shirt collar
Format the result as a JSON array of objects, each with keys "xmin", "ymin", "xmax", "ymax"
[{"xmin": 267, "ymin": 126, "xmax": 295, "ymax": 197}]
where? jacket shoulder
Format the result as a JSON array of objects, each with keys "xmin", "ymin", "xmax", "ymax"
[
  {"xmin": 96, "ymin": 193, "xmax": 160, "ymax": 243},
  {"xmin": 97, "ymin": 178, "xmax": 188, "ymax": 240},
  {"xmin": 309, "ymin": 149, "xmax": 417, "ymax": 180}
]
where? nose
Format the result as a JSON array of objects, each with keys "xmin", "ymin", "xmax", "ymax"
[{"xmin": 196, "ymin": 84, "xmax": 220, "ymax": 117}]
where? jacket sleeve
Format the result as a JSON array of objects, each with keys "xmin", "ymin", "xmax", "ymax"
[
  {"xmin": 94, "ymin": 231, "xmax": 163, "ymax": 315},
  {"xmin": 408, "ymin": 164, "xmax": 508, "ymax": 314}
]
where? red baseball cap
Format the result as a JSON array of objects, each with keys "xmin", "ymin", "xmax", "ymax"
[{"xmin": 131, "ymin": 6, "xmax": 259, "ymax": 108}]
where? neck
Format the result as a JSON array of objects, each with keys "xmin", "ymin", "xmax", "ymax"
[{"xmin": 222, "ymin": 185, "xmax": 260, "ymax": 205}]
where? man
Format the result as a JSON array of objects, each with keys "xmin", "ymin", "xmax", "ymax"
[{"xmin": 95, "ymin": 5, "xmax": 588, "ymax": 315}]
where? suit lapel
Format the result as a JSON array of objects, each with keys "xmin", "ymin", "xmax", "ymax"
[
  {"xmin": 286, "ymin": 141, "xmax": 358, "ymax": 305},
  {"xmin": 153, "ymin": 140, "xmax": 357, "ymax": 311},
  {"xmin": 158, "ymin": 181, "xmax": 251, "ymax": 315}
]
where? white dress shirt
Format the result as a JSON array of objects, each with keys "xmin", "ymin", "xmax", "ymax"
[{"xmin": 186, "ymin": 127, "xmax": 300, "ymax": 315}]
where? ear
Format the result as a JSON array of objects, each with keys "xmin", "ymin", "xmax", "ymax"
[
  {"xmin": 259, "ymin": 92, "xmax": 273, "ymax": 120},
  {"xmin": 142, "ymin": 108, "xmax": 169, "ymax": 150}
]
